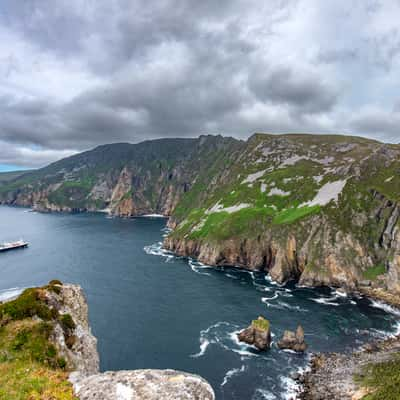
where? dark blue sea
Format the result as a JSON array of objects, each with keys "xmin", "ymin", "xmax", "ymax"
[{"xmin": 0, "ymin": 206, "xmax": 398, "ymax": 399}]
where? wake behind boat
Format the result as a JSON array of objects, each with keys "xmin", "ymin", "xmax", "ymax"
[{"xmin": 0, "ymin": 239, "xmax": 29, "ymax": 252}]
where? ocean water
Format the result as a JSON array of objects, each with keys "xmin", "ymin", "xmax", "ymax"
[{"xmin": 0, "ymin": 206, "xmax": 398, "ymax": 399}]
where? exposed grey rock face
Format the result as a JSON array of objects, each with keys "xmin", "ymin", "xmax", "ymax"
[
  {"xmin": 277, "ymin": 325, "xmax": 307, "ymax": 353},
  {"xmin": 47, "ymin": 284, "xmax": 100, "ymax": 377},
  {"xmin": 299, "ymin": 336, "xmax": 400, "ymax": 400},
  {"xmin": 73, "ymin": 370, "xmax": 215, "ymax": 400}
]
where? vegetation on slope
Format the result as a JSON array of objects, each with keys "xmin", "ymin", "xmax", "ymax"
[
  {"xmin": 0, "ymin": 282, "xmax": 76, "ymax": 400},
  {"xmin": 0, "ymin": 170, "xmax": 31, "ymax": 183},
  {"xmin": 356, "ymin": 355, "xmax": 400, "ymax": 400}
]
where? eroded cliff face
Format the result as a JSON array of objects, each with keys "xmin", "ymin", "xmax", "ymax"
[
  {"xmin": 0, "ymin": 136, "xmax": 241, "ymax": 217},
  {"xmin": 48, "ymin": 284, "xmax": 100, "ymax": 377},
  {"xmin": 164, "ymin": 134, "xmax": 400, "ymax": 298},
  {"xmin": 1, "ymin": 133, "xmax": 400, "ymax": 297},
  {"xmin": 165, "ymin": 194, "xmax": 400, "ymax": 296}
]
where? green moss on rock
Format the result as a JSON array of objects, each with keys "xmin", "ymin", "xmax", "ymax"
[{"xmin": 252, "ymin": 316, "xmax": 270, "ymax": 331}]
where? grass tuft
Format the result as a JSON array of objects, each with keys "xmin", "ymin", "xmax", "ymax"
[
  {"xmin": 355, "ymin": 355, "xmax": 400, "ymax": 400},
  {"xmin": 362, "ymin": 264, "xmax": 386, "ymax": 280},
  {"xmin": 252, "ymin": 316, "xmax": 270, "ymax": 331}
]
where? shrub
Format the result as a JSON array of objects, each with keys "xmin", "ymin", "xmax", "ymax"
[
  {"xmin": 59, "ymin": 314, "xmax": 76, "ymax": 332},
  {"xmin": 57, "ymin": 357, "xmax": 67, "ymax": 369},
  {"xmin": 0, "ymin": 289, "xmax": 53, "ymax": 322}
]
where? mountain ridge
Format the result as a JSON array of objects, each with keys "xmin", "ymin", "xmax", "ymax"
[{"xmin": 1, "ymin": 133, "xmax": 399, "ymax": 302}]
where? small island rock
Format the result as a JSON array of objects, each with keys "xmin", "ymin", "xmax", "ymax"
[
  {"xmin": 277, "ymin": 325, "xmax": 307, "ymax": 352},
  {"xmin": 237, "ymin": 316, "xmax": 271, "ymax": 350}
]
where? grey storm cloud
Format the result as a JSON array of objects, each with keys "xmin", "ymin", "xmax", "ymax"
[
  {"xmin": 248, "ymin": 66, "xmax": 339, "ymax": 114},
  {"xmin": 0, "ymin": 0, "xmax": 400, "ymax": 167}
]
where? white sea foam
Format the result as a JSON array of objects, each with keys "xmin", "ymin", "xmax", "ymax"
[
  {"xmin": 191, "ymin": 322, "xmax": 232, "ymax": 358},
  {"xmin": 188, "ymin": 259, "xmax": 212, "ymax": 276},
  {"xmin": 281, "ymin": 349, "xmax": 297, "ymax": 354},
  {"xmin": 261, "ymin": 293, "xmax": 279, "ymax": 302},
  {"xmin": 0, "ymin": 287, "xmax": 24, "ymax": 302},
  {"xmin": 221, "ymin": 365, "xmax": 246, "ymax": 386},
  {"xmin": 370, "ymin": 299, "xmax": 400, "ymax": 317},
  {"xmin": 311, "ymin": 296, "xmax": 340, "ymax": 306},
  {"xmin": 227, "ymin": 330, "xmax": 261, "ymax": 357},
  {"xmin": 191, "ymin": 338, "xmax": 211, "ymax": 358},
  {"xmin": 370, "ymin": 300, "xmax": 400, "ymax": 336},
  {"xmin": 253, "ymin": 283, "xmax": 272, "ymax": 292},
  {"xmin": 253, "ymin": 388, "xmax": 277, "ymax": 399},
  {"xmin": 265, "ymin": 275, "xmax": 284, "ymax": 287},
  {"xmin": 140, "ymin": 213, "xmax": 167, "ymax": 218},
  {"xmin": 280, "ymin": 376, "xmax": 299, "ymax": 400},
  {"xmin": 280, "ymin": 364, "xmax": 310, "ymax": 400},
  {"xmin": 143, "ymin": 242, "xmax": 175, "ymax": 261},
  {"xmin": 264, "ymin": 300, "xmax": 308, "ymax": 312}
]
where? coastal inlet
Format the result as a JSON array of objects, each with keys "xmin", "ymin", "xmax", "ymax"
[{"xmin": 1, "ymin": 206, "xmax": 399, "ymax": 399}]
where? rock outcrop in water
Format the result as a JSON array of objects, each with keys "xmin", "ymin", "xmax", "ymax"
[
  {"xmin": 1, "ymin": 133, "xmax": 400, "ymax": 302},
  {"xmin": 0, "ymin": 282, "xmax": 215, "ymax": 400},
  {"xmin": 237, "ymin": 316, "xmax": 272, "ymax": 351},
  {"xmin": 277, "ymin": 325, "xmax": 307, "ymax": 353}
]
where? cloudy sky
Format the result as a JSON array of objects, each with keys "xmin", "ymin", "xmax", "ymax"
[{"xmin": 1, "ymin": 0, "xmax": 399, "ymax": 170}]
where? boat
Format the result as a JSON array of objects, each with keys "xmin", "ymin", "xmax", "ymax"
[{"xmin": 0, "ymin": 239, "xmax": 29, "ymax": 252}]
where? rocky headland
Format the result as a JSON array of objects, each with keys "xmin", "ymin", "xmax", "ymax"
[
  {"xmin": 298, "ymin": 334, "xmax": 400, "ymax": 400},
  {"xmin": 1, "ymin": 133, "xmax": 399, "ymax": 305},
  {"xmin": 2, "ymin": 133, "xmax": 400, "ymax": 399},
  {"xmin": 0, "ymin": 281, "xmax": 215, "ymax": 400}
]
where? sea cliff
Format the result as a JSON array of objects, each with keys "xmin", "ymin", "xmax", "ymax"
[
  {"xmin": 0, "ymin": 282, "xmax": 215, "ymax": 400},
  {"xmin": 1, "ymin": 133, "xmax": 399, "ymax": 302}
]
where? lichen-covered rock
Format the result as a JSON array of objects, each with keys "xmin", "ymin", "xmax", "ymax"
[
  {"xmin": 73, "ymin": 369, "xmax": 215, "ymax": 400},
  {"xmin": 277, "ymin": 325, "xmax": 307, "ymax": 353},
  {"xmin": 46, "ymin": 284, "xmax": 100, "ymax": 377},
  {"xmin": 299, "ymin": 336, "xmax": 400, "ymax": 400},
  {"xmin": 237, "ymin": 316, "xmax": 271, "ymax": 350}
]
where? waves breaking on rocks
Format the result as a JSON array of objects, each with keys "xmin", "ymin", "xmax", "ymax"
[{"xmin": 141, "ymin": 232, "xmax": 400, "ymax": 399}]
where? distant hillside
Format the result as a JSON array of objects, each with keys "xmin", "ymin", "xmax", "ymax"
[
  {"xmin": 0, "ymin": 135, "xmax": 242, "ymax": 214},
  {"xmin": 1, "ymin": 133, "xmax": 399, "ymax": 302},
  {"xmin": 0, "ymin": 170, "xmax": 31, "ymax": 183}
]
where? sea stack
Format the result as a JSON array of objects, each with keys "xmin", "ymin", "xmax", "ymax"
[
  {"xmin": 237, "ymin": 316, "xmax": 272, "ymax": 351},
  {"xmin": 277, "ymin": 325, "xmax": 307, "ymax": 352}
]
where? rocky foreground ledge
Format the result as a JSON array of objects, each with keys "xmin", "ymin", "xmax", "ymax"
[
  {"xmin": 298, "ymin": 335, "xmax": 400, "ymax": 400},
  {"xmin": 0, "ymin": 282, "xmax": 215, "ymax": 400}
]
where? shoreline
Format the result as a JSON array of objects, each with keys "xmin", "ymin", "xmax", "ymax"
[
  {"xmin": 2, "ymin": 204, "xmax": 399, "ymax": 308},
  {"xmin": 297, "ymin": 333, "xmax": 400, "ymax": 400},
  {"xmin": 296, "ymin": 298, "xmax": 400, "ymax": 399}
]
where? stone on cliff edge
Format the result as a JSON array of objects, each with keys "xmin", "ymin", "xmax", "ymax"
[
  {"xmin": 277, "ymin": 325, "xmax": 307, "ymax": 352},
  {"xmin": 73, "ymin": 369, "xmax": 215, "ymax": 400},
  {"xmin": 237, "ymin": 316, "xmax": 271, "ymax": 350}
]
